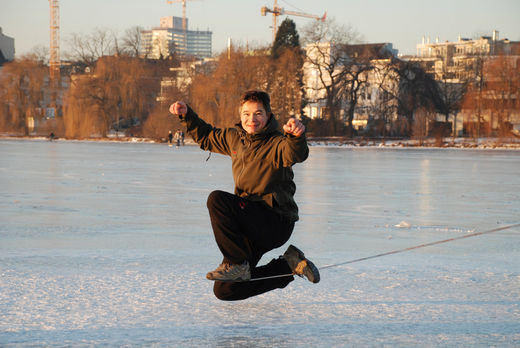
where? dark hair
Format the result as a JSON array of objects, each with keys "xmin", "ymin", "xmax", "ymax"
[{"xmin": 239, "ymin": 90, "xmax": 271, "ymax": 114}]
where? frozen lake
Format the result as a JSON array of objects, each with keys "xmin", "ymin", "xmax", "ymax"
[{"xmin": 1, "ymin": 139, "xmax": 519, "ymax": 347}]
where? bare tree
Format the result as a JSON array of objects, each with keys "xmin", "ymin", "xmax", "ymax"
[
  {"xmin": 120, "ymin": 26, "xmax": 144, "ymax": 58},
  {"xmin": 65, "ymin": 28, "xmax": 116, "ymax": 67},
  {"xmin": 301, "ymin": 18, "xmax": 364, "ymax": 135},
  {"xmin": 338, "ymin": 46, "xmax": 376, "ymax": 137},
  {"xmin": 483, "ymin": 55, "xmax": 520, "ymax": 137},
  {"xmin": 437, "ymin": 81, "xmax": 467, "ymax": 136},
  {"xmin": 30, "ymin": 45, "xmax": 50, "ymax": 65}
]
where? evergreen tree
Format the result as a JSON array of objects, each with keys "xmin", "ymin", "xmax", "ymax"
[{"xmin": 272, "ymin": 18, "xmax": 300, "ymax": 58}]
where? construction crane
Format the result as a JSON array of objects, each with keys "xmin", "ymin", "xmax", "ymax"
[
  {"xmin": 166, "ymin": 0, "xmax": 199, "ymax": 33},
  {"xmin": 49, "ymin": 0, "xmax": 60, "ymax": 109},
  {"xmin": 261, "ymin": 0, "xmax": 326, "ymax": 43}
]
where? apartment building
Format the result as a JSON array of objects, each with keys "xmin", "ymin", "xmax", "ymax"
[
  {"xmin": 415, "ymin": 30, "xmax": 520, "ymax": 135},
  {"xmin": 416, "ymin": 30, "xmax": 520, "ymax": 82}
]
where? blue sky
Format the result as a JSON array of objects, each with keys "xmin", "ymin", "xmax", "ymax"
[{"xmin": 1, "ymin": 0, "xmax": 519, "ymax": 58}]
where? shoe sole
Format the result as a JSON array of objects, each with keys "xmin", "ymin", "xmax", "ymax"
[
  {"xmin": 206, "ymin": 272, "xmax": 251, "ymax": 282},
  {"xmin": 206, "ymin": 276, "xmax": 251, "ymax": 282},
  {"xmin": 289, "ymin": 245, "xmax": 320, "ymax": 284}
]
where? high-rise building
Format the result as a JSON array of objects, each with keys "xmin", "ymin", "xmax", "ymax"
[{"xmin": 141, "ymin": 16, "xmax": 212, "ymax": 59}]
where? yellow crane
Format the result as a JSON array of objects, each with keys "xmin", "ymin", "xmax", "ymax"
[{"xmin": 261, "ymin": 0, "xmax": 326, "ymax": 43}]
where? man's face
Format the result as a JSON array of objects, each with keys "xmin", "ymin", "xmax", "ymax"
[{"xmin": 240, "ymin": 101, "xmax": 269, "ymax": 134}]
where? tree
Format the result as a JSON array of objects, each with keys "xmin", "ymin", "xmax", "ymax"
[
  {"xmin": 66, "ymin": 28, "xmax": 117, "ymax": 67},
  {"xmin": 482, "ymin": 55, "xmax": 520, "ymax": 137},
  {"xmin": 63, "ymin": 56, "xmax": 161, "ymax": 138},
  {"xmin": 267, "ymin": 47, "xmax": 304, "ymax": 126},
  {"xmin": 338, "ymin": 45, "xmax": 378, "ymax": 137},
  {"xmin": 272, "ymin": 18, "xmax": 300, "ymax": 58},
  {"xmin": 0, "ymin": 55, "xmax": 46, "ymax": 135},
  {"xmin": 301, "ymin": 18, "xmax": 363, "ymax": 135},
  {"xmin": 189, "ymin": 47, "xmax": 270, "ymax": 127},
  {"xmin": 187, "ymin": 44, "xmax": 304, "ymax": 129},
  {"xmin": 379, "ymin": 59, "xmax": 445, "ymax": 136},
  {"xmin": 460, "ymin": 55, "xmax": 492, "ymax": 138},
  {"xmin": 434, "ymin": 62, "xmax": 469, "ymax": 136},
  {"xmin": 268, "ymin": 18, "xmax": 304, "ymax": 125},
  {"xmin": 119, "ymin": 26, "xmax": 144, "ymax": 58}
]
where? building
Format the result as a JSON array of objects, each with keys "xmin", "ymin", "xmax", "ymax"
[
  {"xmin": 416, "ymin": 30, "xmax": 520, "ymax": 82},
  {"xmin": 415, "ymin": 30, "xmax": 520, "ymax": 135},
  {"xmin": 0, "ymin": 27, "xmax": 15, "ymax": 65},
  {"xmin": 141, "ymin": 16, "xmax": 212, "ymax": 59}
]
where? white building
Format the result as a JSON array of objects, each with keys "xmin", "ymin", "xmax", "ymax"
[
  {"xmin": 0, "ymin": 27, "xmax": 15, "ymax": 63},
  {"xmin": 416, "ymin": 30, "xmax": 520, "ymax": 82},
  {"xmin": 141, "ymin": 16, "xmax": 212, "ymax": 59},
  {"xmin": 415, "ymin": 30, "xmax": 520, "ymax": 135}
]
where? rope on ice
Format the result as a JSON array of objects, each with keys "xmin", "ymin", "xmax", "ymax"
[{"xmin": 248, "ymin": 222, "xmax": 520, "ymax": 282}]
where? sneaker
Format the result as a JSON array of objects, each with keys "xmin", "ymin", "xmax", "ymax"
[
  {"xmin": 206, "ymin": 261, "xmax": 251, "ymax": 282},
  {"xmin": 283, "ymin": 245, "xmax": 320, "ymax": 283}
]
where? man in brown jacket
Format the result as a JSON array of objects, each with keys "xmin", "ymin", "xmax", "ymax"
[{"xmin": 169, "ymin": 90, "xmax": 319, "ymax": 301}]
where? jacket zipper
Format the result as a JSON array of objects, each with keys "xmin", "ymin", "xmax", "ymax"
[{"xmin": 236, "ymin": 139, "xmax": 251, "ymax": 189}]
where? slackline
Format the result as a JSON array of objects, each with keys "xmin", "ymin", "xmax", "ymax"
[{"xmin": 248, "ymin": 222, "xmax": 520, "ymax": 282}]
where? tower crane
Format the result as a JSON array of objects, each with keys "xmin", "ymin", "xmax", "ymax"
[
  {"xmin": 166, "ymin": 0, "xmax": 199, "ymax": 33},
  {"xmin": 261, "ymin": 0, "xmax": 326, "ymax": 43},
  {"xmin": 49, "ymin": 0, "xmax": 60, "ymax": 109}
]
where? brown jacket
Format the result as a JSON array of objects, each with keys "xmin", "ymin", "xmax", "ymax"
[{"xmin": 179, "ymin": 106, "xmax": 309, "ymax": 222}]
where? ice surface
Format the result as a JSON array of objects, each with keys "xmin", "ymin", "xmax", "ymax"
[{"xmin": 1, "ymin": 139, "xmax": 519, "ymax": 346}]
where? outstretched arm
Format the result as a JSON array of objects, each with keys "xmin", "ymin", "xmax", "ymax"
[
  {"xmin": 279, "ymin": 118, "xmax": 308, "ymax": 166},
  {"xmin": 168, "ymin": 101, "xmax": 233, "ymax": 155}
]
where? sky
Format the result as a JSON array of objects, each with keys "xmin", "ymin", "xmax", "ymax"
[{"xmin": 1, "ymin": 0, "xmax": 520, "ymax": 58}]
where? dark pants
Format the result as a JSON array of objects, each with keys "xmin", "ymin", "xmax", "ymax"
[{"xmin": 206, "ymin": 190, "xmax": 295, "ymax": 301}]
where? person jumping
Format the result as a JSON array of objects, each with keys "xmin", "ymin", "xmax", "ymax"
[{"xmin": 169, "ymin": 90, "xmax": 320, "ymax": 301}]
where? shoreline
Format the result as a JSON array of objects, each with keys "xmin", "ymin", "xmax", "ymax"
[{"xmin": 2, "ymin": 135, "xmax": 520, "ymax": 149}]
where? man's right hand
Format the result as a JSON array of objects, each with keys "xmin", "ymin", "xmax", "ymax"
[{"xmin": 169, "ymin": 101, "xmax": 187, "ymax": 117}]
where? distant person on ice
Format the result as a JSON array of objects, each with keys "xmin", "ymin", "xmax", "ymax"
[{"xmin": 169, "ymin": 90, "xmax": 320, "ymax": 301}]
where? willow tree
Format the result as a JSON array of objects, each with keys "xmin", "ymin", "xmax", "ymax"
[
  {"xmin": 378, "ymin": 59, "xmax": 445, "ymax": 136},
  {"xmin": 64, "ymin": 56, "xmax": 159, "ymax": 138},
  {"xmin": 0, "ymin": 55, "xmax": 46, "ymax": 134}
]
